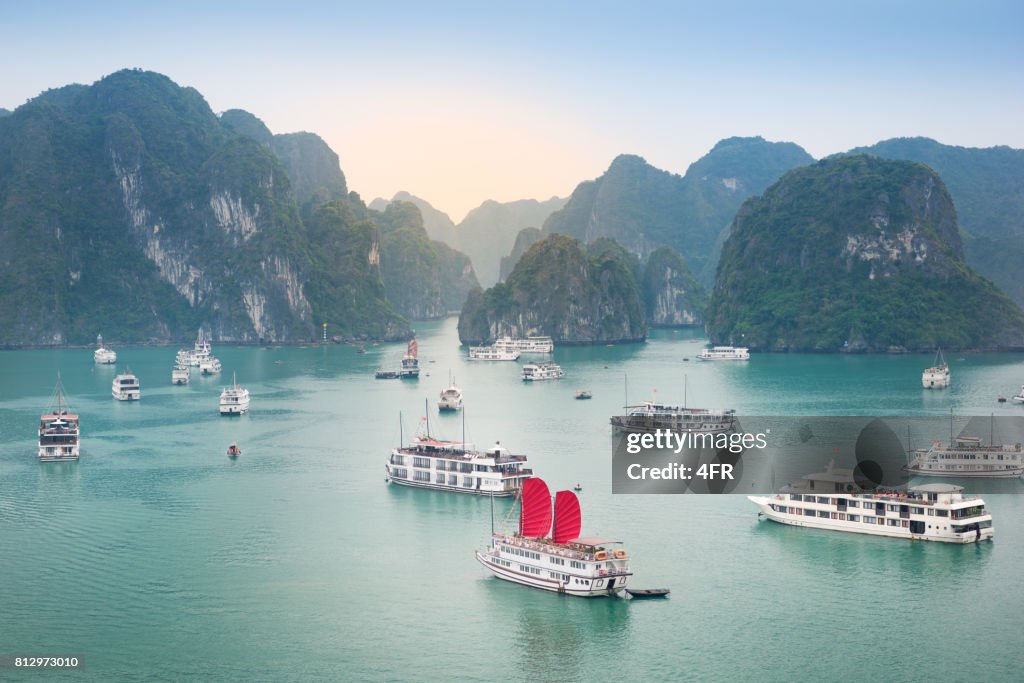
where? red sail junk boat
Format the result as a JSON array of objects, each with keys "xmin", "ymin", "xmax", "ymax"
[
  {"xmin": 399, "ymin": 339, "xmax": 419, "ymax": 379},
  {"xmin": 475, "ymin": 477, "xmax": 633, "ymax": 597}
]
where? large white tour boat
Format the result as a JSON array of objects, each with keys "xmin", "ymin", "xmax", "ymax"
[
  {"xmin": 610, "ymin": 398, "xmax": 736, "ymax": 434},
  {"xmin": 494, "ymin": 336, "xmax": 554, "ymax": 354},
  {"xmin": 172, "ymin": 362, "xmax": 190, "ymax": 385},
  {"xmin": 200, "ymin": 356, "xmax": 222, "ymax": 376},
  {"xmin": 521, "ymin": 363, "xmax": 565, "ymax": 381},
  {"xmin": 385, "ymin": 419, "xmax": 532, "ymax": 496},
  {"xmin": 186, "ymin": 330, "xmax": 212, "ymax": 367},
  {"xmin": 468, "ymin": 344, "xmax": 520, "ymax": 361},
  {"xmin": 748, "ymin": 462, "xmax": 994, "ymax": 543},
  {"xmin": 39, "ymin": 376, "xmax": 80, "ymax": 462},
  {"xmin": 219, "ymin": 372, "xmax": 250, "ymax": 415},
  {"xmin": 93, "ymin": 334, "xmax": 117, "ymax": 364},
  {"xmin": 697, "ymin": 345, "xmax": 750, "ymax": 361},
  {"xmin": 906, "ymin": 435, "xmax": 1024, "ymax": 478},
  {"xmin": 112, "ymin": 370, "xmax": 141, "ymax": 401},
  {"xmin": 922, "ymin": 349, "xmax": 950, "ymax": 389},
  {"xmin": 475, "ymin": 478, "xmax": 633, "ymax": 596}
]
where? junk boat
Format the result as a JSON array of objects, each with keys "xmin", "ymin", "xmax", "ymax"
[
  {"xmin": 399, "ymin": 339, "xmax": 420, "ymax": 379},
  {"xmin": 39, "ymin": 375, "xmax": 80, "ymax": 462}
]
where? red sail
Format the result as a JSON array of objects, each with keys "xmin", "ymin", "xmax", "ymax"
[
  {"xmin": 518, "ymin": 478, "xmax": 552, "ymax": 538},
  {"xmin": 552, "ymin": 490, "xmax": 582, "ymax": 543},
  {"xmin": 407, "ymin": 339, "xmax": 418, "ymax": 358}
]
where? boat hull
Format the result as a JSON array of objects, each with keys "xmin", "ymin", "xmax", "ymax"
[
  {"xmin": 386, "ymin": 470, "xmax": 519, "ymax": 497},
  {"xmin": 475, "ymin": 550, "xmax": 627, "ymax": 597},
  {"xmin": 904, "ymin": 467, "xmax": 1023, "ymax": 478}
]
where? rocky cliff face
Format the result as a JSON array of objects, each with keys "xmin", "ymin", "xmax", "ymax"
[
  {"xmin": 642, "ymin": 247, "xmax": 705, "ymax": 326},
  {"xmin": 499, "ymin": 227, "xmax": 543, "ymax": 281},
  {"xmin": 0, "ymin": 69, "xmax": 406, "ymax": 344},
  {"xmin": 707, "ymin": 155, "xmax": 1024, "ymax": 351},
  {"xmin": 458, "ymin": 234, "xmax": 645, "ymax": 345}
]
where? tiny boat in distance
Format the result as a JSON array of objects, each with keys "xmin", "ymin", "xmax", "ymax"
[
  {"xmin": 922, "ymin": 349, "xmax": 950, "ymax": 389},
  {"xmin": 227, "ymin": 443, "xmax": 241, "ymax": 458},
  {"xmin": 475, "ymin": 478, "xmax": 633, "ymax": 596},
  {"xmin": 39, "ymin": 375, "xmax": 80, "ymax": 462},
  {"xmin": 112, "ymin": 370, "xmax": 141, "ymax": 400},
  {"xmin": 93, "ymin": 334, "xmax": 116, "ymax": 364},
  {"xmin": 575, "ymin": 390, "xmax": 592, "ymax": 399},
  {"xmin": 697, "ymin": 345, "xmax": 749, "ymax": 361}
]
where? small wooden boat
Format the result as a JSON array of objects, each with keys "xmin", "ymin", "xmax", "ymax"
[
  {"xmin": 626, "ymin": 588, "xmax": 670, "ymax": 599},
  {"xmin": 227, "ymin": 443, "xmax": 241, "ymax": 458},
  {"xmin": 357, "ymin": 346, "xmax": 366, "ymax": 354},
  {"xmin": 573, "ymin": 484, "xmax": 583, "ymax": 492},
  {"xmin": 575, "ymin": 390, "xmax": 592, "ymax": 400},
  {"xmin": 375, "ymin": 370, "xmax": 399, "ymax": 379},
  {"xmin": 998, "ymin": 396, "xmax": 1007, "ymax": 403}
]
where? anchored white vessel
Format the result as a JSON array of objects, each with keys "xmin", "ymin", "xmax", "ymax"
[
  {"xmin": 385, "ymin": 416, "xmax": 532, "ymax": 496},
  {"xmin": 1012, "ymin": 385, "xmax": 1024, "ymax": 403},
  {"xmin": 185, "ymin": 330, "xmax": 212, "ymax": 367},
  {"xmin": 39, "ymin": 376, "xmax": 80, "ymax": 462},
  {"xmin": 475, "ymin": 478, "xmax": 633, "ymax": 596},
  {"xmin": 219, "ymin": 372, "xmax": 250, "ymax": 415},
  {"xmin": 112, "ymin": 370, "xmax": 140, "ymax": 400},
  {"xmin": 400, "ymin": 339, "xmax": 420, "ymax": 379},
  {"xmin": 200, "ymin": 356, "xmax": 222, "ymax": 376},
  {"xmin": 94, "ymin": 334, "xmax": 116, "ymax": 364},
  {"xmin": 611, "ymin": 399, "xmax": 736, "ymax": 434},
  {"xmin": 906, "ymin": 435, "xmax": 1024, "ymax": 478},
  {"xmin": 494, "ymin": 336, "xmax": 554, "ymax": 354},
  {"xmin": 749, "ymin": 462, "xmax": 994, "ymax": 543},
  {"xmin": 697, "ymin": 345, "xmax": 750, "ymax": 361},
  {"xmin": 438, "ymin": 381, "xmax": 463, "ymax": 411},
  {"xmin": 172, "ymin": 362, "xmax": 190, "ymax": 385},
  {"xmin": 922, "ymin": 349, "xmax": 950, "ymax": 389},
  {"xmin": 468, "ymin": 344, "xmax": 520, "ymax": 361},
  {"xmin": 521, "ymin": 363, "xmax": 565, "ymax": 381}
]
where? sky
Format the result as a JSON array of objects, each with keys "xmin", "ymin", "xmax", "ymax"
[{"xmin": 1, "ymin": 0, "xmax": 1022, "ymax": 221}]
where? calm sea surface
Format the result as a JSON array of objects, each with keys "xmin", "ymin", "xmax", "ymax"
[{"xmin": 1, "ymin": 319, "xmax": 1023, "ymax": 681}]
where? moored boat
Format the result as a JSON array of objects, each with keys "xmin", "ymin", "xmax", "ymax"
[
  {"xmin": 493, "ymin": 336, "xmax": 554, "ymax": 354},
  {"xmin": 575, "ymin": 390, "xmax": 592, "ymax": 400},
  {"xmin": 93, "ymin": 333, "xmax": 117, "ymax": 365},
  {"xmin": 697, "ymin": 345, "xmax": 749, "ymax": 361},
  {"xmin": 399, "ymin": 339, "xmax": 420, "ymax": 379},
  {"xmin": 39, "ymin": 375, "xmax": 80, "ymax": 462},
  {"xmin": 906, "ymin": 435, "xmax": 1024, "ymax": 478},
  {"xmin": 1011, "ymin": 385, "xmax": 1024, "ymax": 403},
  {"xmin": 475, "ymin": 478, "xmax": 633, "ymax": 596},
  {"xmin": 438, "ymin": 379, "xmax": 463, "ymax": 411},
  {"xmin": 200, "ymin": 356, "xmax": 222, "ymax": 376},
  {"xmin": 922, "ymin": 349, "xmax": 950, "ymax": 389},
  {"xmin": 112, "ymin": 370, "xmax": 141, "ymax": 400},
  {"xmin": 610, "ymin": 398, "xmax": 736, "ymax": 434},
  {"xmin": 227, "ymin": 442, "xmax": 241, "ymax": 458},
  {"xmin": 521, "ymin": 363, "xmax": 565, "ymax": 381},
  {"xmin": 172, "ymin": 363, "xmax": 190, "ymax": 385},
  {"xmin": 468, "ymin": 344, "xmax": 520, "ymax": 361},
  {"xmin": 219, "ymin": 372, "xmax": 250, "ymax": 415}
]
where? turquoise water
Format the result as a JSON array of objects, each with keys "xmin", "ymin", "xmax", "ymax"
[{"xmin": 1, "ymin": 319, "xmax": 1023, "ymax": 681}]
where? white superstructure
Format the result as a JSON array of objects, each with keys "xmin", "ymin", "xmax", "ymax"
[
  {"xmin": 186, "ymin": 330, "xmax": 212, "ymax": 367},
  {"xmin": 219, "ymin": 372, "xmax": 250, "ymax": 415},
  {"xmin": 521, "ymin": 363, "xmax": 565, "ymax": 381},
  {"xmin": 172, "ymin": 363, "xmax": 190, "ymax": 385},
  {"xmin": 922, "ymin": 349, "xmax": 950, "ymax": 389},
  {"xmin": 697, "ymin": 345, "xmax": 750, "ymax": 361},
  {"xmin": 475, "ymin": 479, "xmax": 632, "ymax": 597},
  {"xmin": 438, "ymin": 382, "xmax": 463, "ymax": 411},
  {"xmin": 386, "ymin": 436, "xmax": 532, "ymax": 496},
  {"xmin": 93, "ymin": 334, "xmax": 116, "ymax": 364},
  {"xmin": 494, "ymin": 336, "xmax": 554, "ymax": 354},
  {"xmin": 468, "ymin": 345, "xmax": 520, "ymax": 361},
  {"xmin": 1012, "ymin": 385, "xmax": 1024, "ymax": 403},
  {"xmin": 610, "ymin": 400, "xmax": 736, "ymax": 434},
  {"xmin": 748, "ymin": 463, "xmax": 994, "ymax": 543},
  {"xmin": 39, "ymin": 376, "xmax": 80, "ymax": 462},
  {"xmin": 112, "ymin": 370, "xmax": 140, "ymax": 401},
  {"xmin": 200, "ymin": 356, "xmax": 222, "ymax": 376},
  {"xmin": 906, "ymin": 435, "xmax": 1024, "ymax": 478}
]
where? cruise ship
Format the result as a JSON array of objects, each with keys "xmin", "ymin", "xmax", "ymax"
[
  {"xmin": 906, "ymin": 435, "xmax": 1024, "ymax": 478},
  {"xmin": 399, "ymin": 339, "xmax": 420, "ymax": 379},
  {"xmin": 610, "ymin": 399, "xmax": 736, "ymax": 434},
  {"xmin": 521, "ymin": 363, "xmax": 565, "ymax": 381},
  {"xmin": 219, "ymin": 372, "xmax": 250, "ymax": 415},
  {"xmin": 385, "ymin": 425, "xmax": 532, "ymax": 496},
  {"xmin": 185, "ymin": 330, "xmax": 212, "ymax": 367},
  {"xmin": 438, "ymin": 380, "xmax": 463, "ymax": 411},
  {"xmin": 39, "ymin": 376, "xmax": 80, "ymax": 462},
  {"xmin": 494, "ymin": 336, "xmax": 554, "ymax": 354},
  {"xmin": 697, "ymin": 345, "xmax": 750, "ymax": 361},
  {"xmin": 200, "ymin": 356, "xmax": 222, "ymax": 375},
  {"xmin": 94, "ymin": 334, "xmax": 117, "ymax": 364},
  {"xmin": 112, "ymin": 370, "xmax": 141, "ymax": 400},
  {"xmin": 922, "ymin": 349, "xmax": 950, "ymax": 389},
  {"xmin": 748, "ymin": 462, "xmax": 994, "ymax": 543},
  {"xmin": 172, "ymin": 362, "xmax": 190, "ymax": 385},
  {"xmin": 475, "ymin": 478, "xmax": 633, "ymax": 596},
  {"xmin": 468, "ymin": 344, "xmax": 520, "ymax": 361}
]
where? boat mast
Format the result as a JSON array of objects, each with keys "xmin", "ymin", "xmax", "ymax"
[
  {"xmin": 399, "ymin": 411, "xmax": 403, "ymax": 447},
  {"xmin": 684, "ymin": 373, "xmax": 688, "ymax": 409},
  {"xmin": 424, "ymin": 398, "xmax": 430, "ymax": 438},
  {"xmin": 461, "ymin": 408, "xmax": 466, "ymax": 453}
]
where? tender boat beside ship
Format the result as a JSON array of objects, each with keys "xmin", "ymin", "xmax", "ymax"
[
  {"xmin": 748, "ymin": 462, "xmax": 994, "ymax": 543},
  {"xmin": 475, "ymin": 477, "xmax": 633, "ymax": 596},
  {"xmin": 39, "ymin": 376, "xmax": 80, "ymax": 462}
]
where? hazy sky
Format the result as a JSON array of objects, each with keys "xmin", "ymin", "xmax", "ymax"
[{"xmin": 2, "ymin": 1, "xmax": 1021, "ymax": 220}]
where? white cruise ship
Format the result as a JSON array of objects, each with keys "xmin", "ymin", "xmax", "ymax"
[
  {"xmin": 921, "ymin": 349, "xmax": 950, "ymax": 389},
  {"xmin": 112, "ymin": 370, "xmax": 141, "ymax": 400},
  {"xmin": 697, "ymin": 345, "xmax": 750, "ymax": 361},
  {"xmin": 438, "ymin": 381, "xmax": 463, "ymax": 411},
  {"xmin": 172, "ymin": 362, "xmax": 190, "ymax": 385},
  {"xmin": 39, "ymin": 376, "xmax": 80, "ymax": 462},
  {"xmin": 219, "ymin": 372, "xmax": 250, "ymax": 415},
  {"xmin": 521, "ymin": 363, "xmax": 565, "ymax": 381},
  {"xmin": 610, "ymin": 399, "xmax": 736, "ymax": 434},
  {"xmin": 93, "ymin": 334, "xmax": 117, "ymax": 364},
  {"xmin": 475, "ymin": 478, "xmax": 633, "ymax": 597},
  {"xmin": 468, "ymin": 344, "xmax": 520, "ymax": 361},
  {"xmin": 748, "ymin": 462, "xmax": 994, "ymax": 543},
  {"xmin": 494, "ymin": 336, "xmax": 554, "ymax": 354},
  {"xmin": 200, "ymin": 356, "xmax": 222, "ymax": 375},
  {"xmin": 187, "ymin": 330, "xmax": 212, "ymax": 367},
  {"xmin": 906, "ymin": 435, "xmax": 1024, "ymax": 478},
  {"xmin": 385, "ymin": 430, "xmax": 532, "ymax": 496}
]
